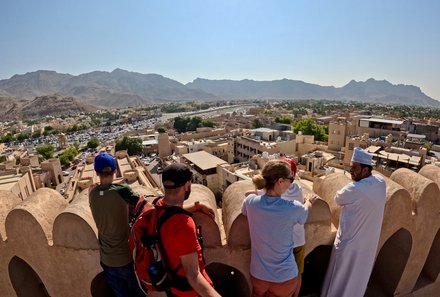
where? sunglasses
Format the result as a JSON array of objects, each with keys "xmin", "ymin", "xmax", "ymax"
[{"xmin": 284, "ymin": 176, "xmax": 294, "ymax": 183}]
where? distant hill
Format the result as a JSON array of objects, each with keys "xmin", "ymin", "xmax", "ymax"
[
  {"xmin": 187, "ymin": 78, "xmax": 440, "ymax": 107},
  {"xmin": 0, "ymin": 69, "xmax": 215, "ymax": 107},
  {"xmin": 0, "ymin": 69, "xmax": 439, "ymax": 107},
  {"xmin": 0, "ymin": 94, "xmax": 98, "ymax": 120}
]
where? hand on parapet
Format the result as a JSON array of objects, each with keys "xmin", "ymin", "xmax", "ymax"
[
  {"xmin": 196, "ymin": 202, "xmax": 216, "ymax": 220},
  {"xmin": 305, "ymin": 193, "xmax": 320, "ymax": 205}
]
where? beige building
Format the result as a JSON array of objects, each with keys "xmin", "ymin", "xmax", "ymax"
[
  {"xmin": 157, "ymin": 132, "xmax": 171, "ymax": 157},
  {"xmin": 40, "ymin": 158, "xmax": 63, "ymax": 186},
  {"xmin": 20, "ymin": 154, "xmax": 39, "ymax": 167},
  {"xmin": 0, "ymin": 169, "xmax": 36, "ymax": 201},
  {"xmin": 235, "ymin": 136, "xmax": 279, "ymax": 162},
  {"xmin": 202, "ymin": 139, "xmax": 230, "ymax": 162},
  {"xmin": 177, "ymin": 127, "xmax": 227, "ymax": 142},
  {"xmin": 328, "ymin": 122, "xmax": 347, "ymax": 152},
  {"xmin": 295, "ymin": 134, "xmax": 317, "ymax": 156},
  {"xmin": 180, "ymin": 151, "xmax": 228, "ymax": 195},
  {"xmin": 357, "ymin": 117, "xmax": 404, "ymax": 140}
]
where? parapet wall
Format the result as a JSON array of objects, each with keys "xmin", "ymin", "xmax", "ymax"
[{"xmin": 0, "ymin": 166, "xmax": 439, "ymax": 297}]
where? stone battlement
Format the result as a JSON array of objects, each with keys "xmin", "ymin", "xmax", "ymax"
[{"xmin": 0, "ymin": 166, "xmax": 439, "ymax": 297}]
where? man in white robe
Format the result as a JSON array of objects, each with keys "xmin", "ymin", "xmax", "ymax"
[{"xmin": 321, "ymin": 147, "xmax": 386, "ymax": 297}]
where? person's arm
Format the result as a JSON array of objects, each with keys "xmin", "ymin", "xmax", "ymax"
[
  {"xmin": 183, "ymin": 201, "xmax": 215, "ymax": 219},
  {"xmin": 334, "ymin": 184, "xmax": 355, "ymax": 206},
  {"xmin": 180, "ymin": 253, "xmax": 221, "ymax": 297},
  {"xmin": 245, "ymin": 190, "xmax": 257, "ymax": 197},
  {"xmin": 304, "ymin": 193, "xmax": 319, "ymax": 210}
]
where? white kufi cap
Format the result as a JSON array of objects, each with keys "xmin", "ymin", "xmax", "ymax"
[{"xmin": 351, "ymin": 147, "xmax": 373, "ymax": 166}]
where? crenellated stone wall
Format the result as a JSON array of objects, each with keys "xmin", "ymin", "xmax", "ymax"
[{"xmin": 0, "ymin": 166, "xmax": 439, "ymax": 297}]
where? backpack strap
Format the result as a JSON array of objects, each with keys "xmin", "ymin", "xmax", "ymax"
[
  {"xmin": 129, "ymin": 198, "xmax": 148, "ymax": 228},
  {"xmin": 154, "ymin": 201, "xmax": 194, "ymax": 292}
]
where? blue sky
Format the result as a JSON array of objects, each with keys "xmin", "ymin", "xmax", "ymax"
[{"xmin": 1, "ymin": 0, "xmax": 439, "ymax": 100}]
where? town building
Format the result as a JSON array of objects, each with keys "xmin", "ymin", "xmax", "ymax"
[{"xmin": 180, "ymin": 151, "xmax": 228, "ymax": 195}]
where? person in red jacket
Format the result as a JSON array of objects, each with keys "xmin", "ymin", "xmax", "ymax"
[{"xmin": 155, "ymin": 163, "xmax": 221, "ymax": 297}]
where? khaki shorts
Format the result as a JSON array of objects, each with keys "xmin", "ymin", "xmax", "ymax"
[{"xmin": 293, "ymin": 245, "xmax": 305, "ymax": 274}]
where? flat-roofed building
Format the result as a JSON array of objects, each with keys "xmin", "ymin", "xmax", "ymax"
[
  {"xmin": 251, "ymin": 128, "xmax": 279, "ymax": 142},
  {"xmin": 0, "ymin": 170, "xmax": 36, "ymax": 201},
  {"xmin": 180, "ymin": 151, "xmax": 228, "ymax": 195},
  {"xmin": 235, "ymin": 136, "xmax": 279, "ymax": 162},
  {"xmin": 408, "ymin": 122, "xmax": 440, "ymax": 143},
  {"xmin": 177, "ymin": 127, "xmax": 227, "ymax": 142},
  {"xmin": 202, "ymin": 139, "xmax": 229, "ymax": 162},
  {"xmin": 358, "ymin": 117, "xmax": 404, "ymax": 140}
]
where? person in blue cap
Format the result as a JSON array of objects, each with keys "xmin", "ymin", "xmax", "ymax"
[
  {"xmin": 321, "ymin": 147, "xmax": 386, "ymax": 297},
  {"xmin": 89, "ymin": 152, "xmax": 145, "ymax": 297}
]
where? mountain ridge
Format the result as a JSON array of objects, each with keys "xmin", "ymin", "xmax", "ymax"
[
  {"xmin": 0, "ymin": 94, "xmax": 98, "ymax": 120},
  {"xmin": 0, "ymin": 69, "xmax": 438, "ymax": 107}
]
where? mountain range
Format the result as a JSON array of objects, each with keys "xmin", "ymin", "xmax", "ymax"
[
  {"xmin": 0, "ymin": 69, "xmax": 438, "ymax": 108},
  {"xmin": 0, "ymin": 95, "xmax": 98, "ymax": 121}
]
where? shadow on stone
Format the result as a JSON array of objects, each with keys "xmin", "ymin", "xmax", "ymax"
[
  {"xmin": 206, "ymin": 262, "xmax": 250, "ymax": 297},
  {"xmin": 8, "ymin": 256, "xmax": 50, "ymax": 297}
]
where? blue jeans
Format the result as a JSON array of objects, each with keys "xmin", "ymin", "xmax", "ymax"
[{"xmin": 101, "ymin": 262, "xmax": 146, "ymax": 297}]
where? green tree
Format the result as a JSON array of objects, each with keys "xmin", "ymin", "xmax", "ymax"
[
  {"xmin": 115, "ymin": 137, "xmax": 143, "ymax": 156},
  {"xmin": 274, "ymin": 115, "xmax": 292, "ymax": 124},
  {"xmin": 292, "ymin": 119, "xmax": 328, "ymax": 141},
  {"xmin": 187, "ymin": 116, "xmax": 203, "ymax": 131},
  {"xmin": 173, "ymin": 116, "xmax": 189, "ymax": 133},
  {"xmin": 157, "ymin": 127, "xmax": 166, "ymax": 133},
  {"xmin": 0, "ymin": 133, "xmax": 16, "ymax": 143},
  {"xmin": 252, "ymin": 119, "xmax": 263, "ymax": 129},
  {"xmin": 201, "ymin": 119, "xmax": 214, "ymax": 128},
  {"xmin": 32, "ymin": 130, "xmax": 41, "ymax": 138},
  {"xmin": 17, "ymin": 133, "xmax": 30, "ymax": 142},
  {"xmin": 59, "ymin": 154, "xmax": 71, "ymax": 166},
  {"xmin": 43, "ymin": 126, "xmax": 54, "ymax": 136},
  {"xmin": 87, "ymin": 137, "xmax": 99, "ymax": 149},
  {"xmin": 36, "ymin": 144, "xmax": 54, "ymax": 160},
  {"xmin": 73, "ymin": 141, "xmax": 81, "ymax": 151},
  {"xmin": 58, "ymin": 146, "xmax": 78, "ymax": 165}
]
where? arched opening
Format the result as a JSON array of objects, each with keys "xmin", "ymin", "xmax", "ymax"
[
  {"xmin": 58, "ymin": 175, "xmax": 62, "ymax": 184},
  {"xmin": 365, "ymin": 228, "xmax": 412, "ymax": 297},
  {"xmin": 414, "ymin": 228, "xmax": 440, "ymax": 291},
  {"xmin": 300, "ymin": 245, "xmax": 333, "ymax": 296},
  {"xmin": 8, "ymin": 256, "xmax": 50, "ymax": 297},
  {"xmin": 90, "ymin": 272, "xmax": 117, "ymax": 297},
  {"xmin": 205, "ymin": 262, "xmax": 250, "ymax": 297}
]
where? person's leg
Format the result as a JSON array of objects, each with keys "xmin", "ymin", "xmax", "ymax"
[
  {"xmin": 294, "ymin": 275, "xmax": 302, "ymax": 297},
  {"xmin": 250, "ymin": 275, "xmax": 270, "ymax": 297},
  {"xmin": 101, "ymin": 263, "xmax": 129, "ymax": 297},
  {"xmin": 101, "ymin": 262, "xmax": 145, "ymax": 297},
  {"xmin": 293, "ymin": 246, "xmax": 305, "ymax": 297},
  {"xmin": 266, "ymin": 277, "xmax": 298, "ymax": 297},
  {"xmin": 124, "ymin": 264, "xmax": 146, "ymax": 297}
]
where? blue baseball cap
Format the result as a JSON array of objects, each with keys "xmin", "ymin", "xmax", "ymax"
[{"xmin": 94, "ymin": 152, "xmax": 117, "ymax": 173}]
